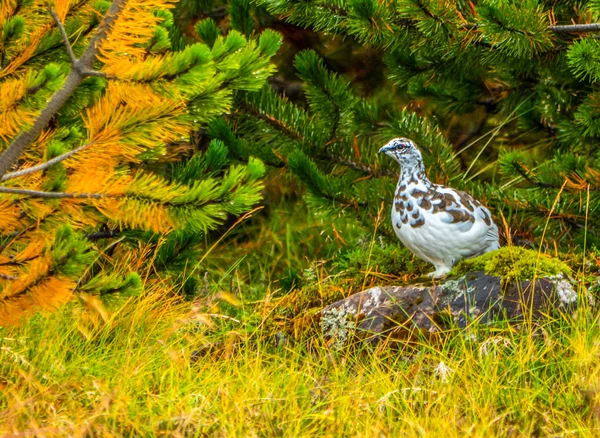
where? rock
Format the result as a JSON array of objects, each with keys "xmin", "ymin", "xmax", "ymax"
[{"xmin": 320, "ymin": 271, "xmax": 577, "ymax": 347}]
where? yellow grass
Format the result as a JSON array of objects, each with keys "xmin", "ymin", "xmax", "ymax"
[
  {"xmin": 1, "ymin": 280, "xmax": 600, "ymax": 436},
  {"xmin": 2, "ymin": 197, "xmax": 598, "ymax": 436}
]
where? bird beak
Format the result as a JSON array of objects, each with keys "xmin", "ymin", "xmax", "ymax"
[{"xmin": 378, "ymin": 145, "xmax": 392, "ymax": 154}]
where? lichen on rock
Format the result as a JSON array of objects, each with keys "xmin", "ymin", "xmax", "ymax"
[
  {"xmin": 319, "ymin": 269, "xmax": 578, "ymax": 347},
  {"xmin": 320, "ymin": 306, "xmax": 357, "ymax": 350},
  {"xmin": 552, "ymin": 274, "xmax": 577, "ymax": 304}
]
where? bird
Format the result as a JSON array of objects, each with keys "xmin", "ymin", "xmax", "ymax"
[{"xmin": 379, "ymin": 137, "xmax": 500, "ymax": 278}]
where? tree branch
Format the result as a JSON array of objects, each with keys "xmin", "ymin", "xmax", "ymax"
[
  {"xmin": 461, "ymin": 22, "xmax": 600, "ymax": 33},
  {"xmin": 330, "ymin": 154, "xmax": 376, "ymax": 175},
  {"xmin": 0, "ymin": 187, "xmax": 102, "ymax": 199},
  {"xmin": 239, "ymin": 101, "xmax": 303, "ymax": 141},
  {"xmin": 328, "ymin": 153, "xmax": 395, "ymax": 177},
  {"xmin": 0, "ymin": 0, "xmax": 127, "ymax": 179},
  {"xmin": 86, "ymin": 229, "xmax": 120, "ymax": 240},
  {"xmin": 0, "ymin": 273, "xmax": 18, "ymax": 281},
  {"xmin": 1, "ymin": 141, "xmax": 94, "ymax": 182},
  {"xmin": 511, "ymin": 162, "xmax": 562, "ymax": 189},
  {"xmin": 82, "ymin": 70, "xmax": 109, "ymax": 78},
  {"xmin": 47, "ymin": 6, "xmax": 78, "ymax": 66},
  {"xmin": 548, "ymin": 23, "xmax": 600, "ymax": 33}
]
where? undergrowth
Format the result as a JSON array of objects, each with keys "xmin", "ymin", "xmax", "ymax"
[
  {"xmin": 2, "ymin": 285, "xmax": 600, "ymax": 435},
  {"xmin": 2, "ymin": 193, "xmax": 600, "ymax": 435}
]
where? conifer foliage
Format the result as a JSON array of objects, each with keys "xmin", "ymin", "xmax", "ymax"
[
  {"xmin": 238, "ymin": 0, "xmax": 600, "ymax": 248},
  {"xmin": 0, "ymin": 0, "xmax": 281, "ymax": 323},
  {"xmin": 4, "ymin": 0, "xmax": 600, "ymax": 323}
]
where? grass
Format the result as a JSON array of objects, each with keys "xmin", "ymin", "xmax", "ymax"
[
  {"xmin": 2, "ymin": 290, "xmax": 600, "ymax": 436},
  {"xmin": 2, "ymin": 196, "xmax": 600, "ymax": 436}
]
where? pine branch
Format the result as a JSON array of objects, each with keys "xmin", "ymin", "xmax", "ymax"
[
  {"xmin": 514, "ymin": 165, "xmax": 600, "ymax": 191},
  {"xmin": 328, "ymin": 154, "xmax": 395, "ymax": 177},
  {"xmin": 16, "ymin": 78, "xmax": 51, "ymax": 105},
  {"xmin": 415, "ymin": 0, "xmax": 439, "ymax": 22},
  {"xmin": 0, "ymin": 0, "xmax": 127, "ymax": 179},
  {"xmin": 511, "ymin": 162, "xmax": 562, "ymax": 189},
  {"xmin": 529, "ymin": 208, "xmax": 599, "ymax": 236},
  {"xmin": 548, "ymin": 23, "xmax": 600, "ymax": 33},
  {"xmin": 330, "ymin": 154, "xmax": 376, "ymax": 175},
  {"xmin": 86, "ymin": 229, "xmax": 120, "ymax": 240},
  {"xmin": 0, "ymin": 187, "xmax": 103, "ymax": 199},
  {"xmin": 0, "ymin": 273, "xmax": 17, "ymax": 281},
  {"xmin": 85, "ymin": 70, "xmax": 112, "ymax": 78},
  {"xmin": 27, "ymin": 16, "xmax": 97, "ymax": 67},
  {"xmin": 462, "ymin": 22, "xmax": 600, "ymax": 33},
  {"xmin": 559, "ymin": 214, "xmax": 591, "ymax": 232},
  {"xmin": 320, "ymin": 86, "xmax": 341, "ymax": 141},
  {"xmin": 240, "ymin": 102, "xmax": 303, "ymax": 140},
  {"xmin": 0, "ymin": 232, "xmax": 19, "ymax": 253},
  {"xmin": 1, "ymin": 142, "xmax": 94, "ymax": 182},
  {"xmin": 47, "ymin": 6, "xmax": 78, "ymax": 66},
  {"xmin": 0, "ymin": 250, "xmax": 41, "ymax": 266}
]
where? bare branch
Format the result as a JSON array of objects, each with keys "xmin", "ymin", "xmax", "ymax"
[
  {"xmin": 461, "ymin": 22, "xmax": 600, "ymax": 34},
  {"xmin": 0, "ymin": 187, "xmax": 102, "ymax": 199},
  {"xmin": 1, "ymin": 142, "xmax": 95, "ymax": 182},
  {"xmin": 0, "ymin": 0, "xmax": 127, "ymax": 179},
  {"xmin": 47, "ymin": 5, "xmax": 109, "ymax": 79},
  {"xmin": 549, "ymin": 23, "xmax": 600, "ymax": 33},
  {"xmin": 78, "ymin": 0, "xmax": 126, "ymax": 67},
  {"xmin": 82, "ymin": 70, "xmax": 107, "ymax": 78},
  {"xmin": 47, "ymin": 6, "xmax": 78, "ymax": 66},
  {"xmin": 86, "ymin": 229, "xmax": 120, "ymax": 240}
]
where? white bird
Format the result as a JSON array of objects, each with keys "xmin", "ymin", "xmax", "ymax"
[{"xmin": 379, "ymin": 138, "xmax": 500, "ymax": 278}]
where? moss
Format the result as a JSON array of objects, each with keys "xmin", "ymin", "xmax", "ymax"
[
  {"xmin": 337, "ymin": 241, "xmax": 428, "ymax": 277},
  {"xmin": 449, "ymin": 246, "xmax": 571, "ymax": 281},
  {"xmin": 278, "ymin": 242, "xmax": 429, "ymax": 323}
]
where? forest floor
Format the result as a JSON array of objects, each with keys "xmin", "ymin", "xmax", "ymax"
[{"xmin": 2, "ymin": 200, "xmax": 600, "ymax": 436}]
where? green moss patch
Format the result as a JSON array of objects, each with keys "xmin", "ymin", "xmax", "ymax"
[
  {"xmin": 337, "ymin": 242, "xmax": 429, "ymax": 278},
  {"xmin": 449, "ymin": 246, "xmax": 571, "ymax": 281}
]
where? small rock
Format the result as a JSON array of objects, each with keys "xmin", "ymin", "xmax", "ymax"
[{"xmin": 320, "ymin": 271, "xmax": 578, "ymax": 347}]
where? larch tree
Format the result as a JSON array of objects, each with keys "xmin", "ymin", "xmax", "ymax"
[{"xmin": 0, "ymin": 0, "xmax": 281, "ymax": 324}]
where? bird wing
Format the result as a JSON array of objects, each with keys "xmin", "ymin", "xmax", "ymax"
[{"xmin": 418, "ymin": 185, "xmax": 499, "ymax": 240}]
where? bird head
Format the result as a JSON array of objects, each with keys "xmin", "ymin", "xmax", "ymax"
[{"xmin": 378, "ymin": 138, "xmax": 422, "ymax": 165}]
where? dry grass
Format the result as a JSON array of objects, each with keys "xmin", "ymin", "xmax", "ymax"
[
  {"xmin": 1, "ymin": 280, "xmax": 600, "ymax": 436},
  {"xmin": 2, "ymin": 201, "xmax": 600, "ymax": 436}
]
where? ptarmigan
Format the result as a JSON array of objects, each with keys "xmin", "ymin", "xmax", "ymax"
[{"xmin": 379, "ymin": 138, "xmax": 500, "ymax": 278}]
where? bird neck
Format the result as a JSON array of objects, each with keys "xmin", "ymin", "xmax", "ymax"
[{"xmin": 399, "ymin": 160, "xmax": 430, "ymax": 187}]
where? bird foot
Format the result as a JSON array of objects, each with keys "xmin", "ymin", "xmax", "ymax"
[{"xmin": 427, "ymin": 268, "xmax": 451, "ymax": 279}]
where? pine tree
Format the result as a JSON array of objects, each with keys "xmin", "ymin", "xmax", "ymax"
[
  {"xmin": 212, "ymin": 0, "xmax": 600, "ymax": 251},
  {"xmin": 0, "ymin": 0, "xmax": 281, "ymax": 323}
]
